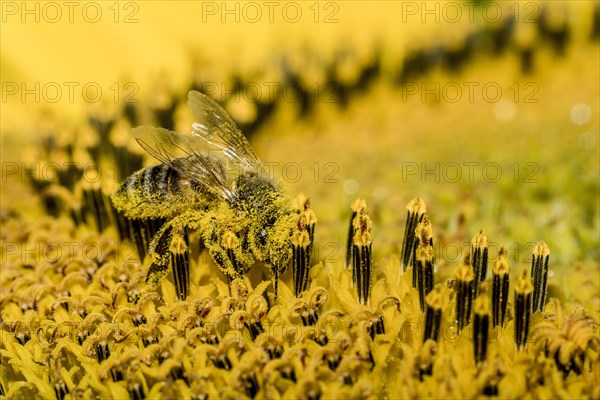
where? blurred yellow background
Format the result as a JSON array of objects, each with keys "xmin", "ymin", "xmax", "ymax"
[
  {"xmin": 3, "ymin": 1, "xmax": 594, "ymax": 126},
  {"xmin": 2, "ymin": 1, "xmax": 419, "ymax": 127}
]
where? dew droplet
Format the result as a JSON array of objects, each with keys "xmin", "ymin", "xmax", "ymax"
[
  {"xmin": 570, "ymin": 103, "xmax": 592, "ymax": 125},
  {"xmin": 343, "ymin": 179, "xmax": 359, "ymax": 194}
]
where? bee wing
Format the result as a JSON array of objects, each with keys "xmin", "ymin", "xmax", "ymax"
[
  {"xmin": 133, "ymin": 125, "xmax": 236, "ymax": 202},
  {"xmin": 187, "ymin": 90, "xmax": 265, "ymax": 173}
]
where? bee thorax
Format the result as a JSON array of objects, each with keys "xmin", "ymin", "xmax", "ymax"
[{"xmin": 235, "ymin": 173, "xmax": 282, "ymax": 216}]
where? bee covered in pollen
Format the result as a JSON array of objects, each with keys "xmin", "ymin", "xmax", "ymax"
[{"xmin": 111, "ymin": 91, "xmax": 297, "ymax": 299}]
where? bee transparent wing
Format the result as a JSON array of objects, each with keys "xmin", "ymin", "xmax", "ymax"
[
  {"xmin": 133, "ymin": 125, "xmax": 236, "ymax": 202},
  {"xmin": 188, "ymin": 90, "xmax": 265, "ymax": 173}
]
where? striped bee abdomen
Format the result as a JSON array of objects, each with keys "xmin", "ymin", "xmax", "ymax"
[{"xmin": 112, "ymin": 164, "xmax": 188, "ymax": 220}]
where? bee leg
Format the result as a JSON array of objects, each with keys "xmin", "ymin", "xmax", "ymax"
[
  {"xmin": 264, "ymin": 264, "xmax": 280, "ymax": 302},
  {"xmin": 169, "ymin": 226, "xmax": 190, "ymax": 301},
  {"xmin": 146, "ymin": 224, "xmax": 174, "ymax": 288},
  {"xmin": 197, "ymin": 216, "xmax": 250, "ymax": 286},
  {"xmin": 273, "ymin": 266, "xmax": 279, "ymax": 301},
  {"xmin": 206, "ymin": 246, "xmax": 241, "ymax": 283},
  {"xmin": 146, "ymin": 217, "xmax": 191, "ymax": 300},
  {"xmin": 222, "ymin": 230, "xmax": 250, "ymax": 278}
]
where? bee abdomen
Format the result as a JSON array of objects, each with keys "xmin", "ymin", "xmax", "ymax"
[
  {"xmin": 112, "ymin": 164, "xmax": 183, "ymax": 219},
  {"xmin": 140, "ymin": 164, "xmax": 182, "ymax": 198}
]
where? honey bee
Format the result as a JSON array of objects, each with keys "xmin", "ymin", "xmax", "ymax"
[{"xmin": 111, "ymin": 91, "xmax": 297, "ymax": 298}]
